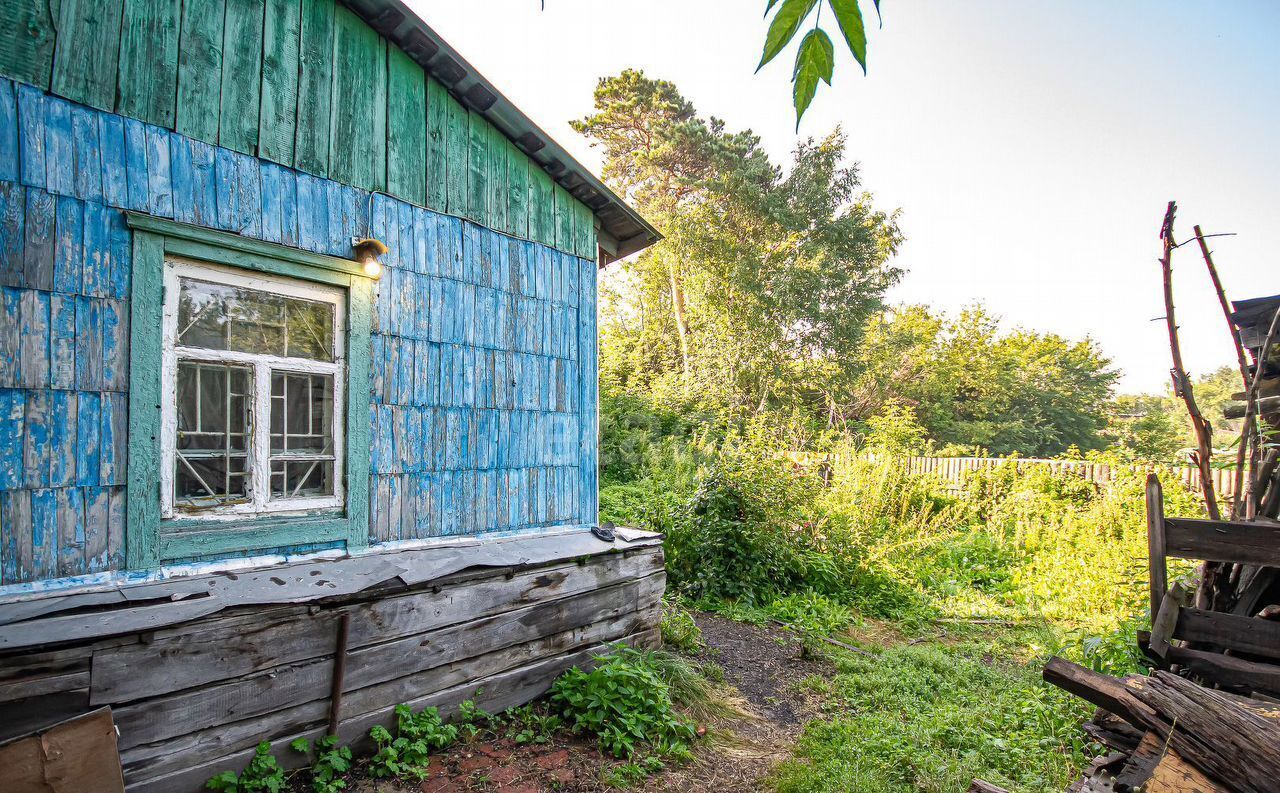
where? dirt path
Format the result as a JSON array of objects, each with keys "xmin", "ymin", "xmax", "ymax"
[{"xmin": 349, "ymin": 612, "xmax": 827, "ymax": 793}]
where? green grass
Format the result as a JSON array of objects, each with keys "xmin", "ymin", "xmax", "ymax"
[{"xmin": 772, "ymin": 629, "xmax": 1093, "ymax": 793}]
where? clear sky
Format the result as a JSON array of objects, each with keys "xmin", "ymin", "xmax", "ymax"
[{"xmin": 409, "ymin": 0, "xmax": 1279, "ymax": 394}]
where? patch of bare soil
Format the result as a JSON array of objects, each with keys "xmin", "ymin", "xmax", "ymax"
[{"xmin": 351, "ymin": 612, "xmax": 830, "ymax": 793}]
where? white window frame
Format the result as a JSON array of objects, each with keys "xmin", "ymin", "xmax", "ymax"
[{"xmin": 160, "ymin": 258, "xmax": 348, "ymax": 520}]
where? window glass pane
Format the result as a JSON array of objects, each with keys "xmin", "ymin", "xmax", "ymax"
[
  {"xmin": 174, "ymin": 361, "xmax": 252, "ymax": 510},
  {"xmin": 177, "ymin": 277, "xmax": 335, "ymax": 361},
  {"xmin": 271, "ymin": 460, "xmax": 335, "ymax": 499},
  {"xmin": 270, "ymin": 372, "xmax": 335, "ymax": 454}
]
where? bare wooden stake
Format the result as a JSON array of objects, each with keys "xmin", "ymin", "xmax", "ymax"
[
  {"xmin": 328, "ymin": 612, "xmax": 351, "ymax": 736},
  {"xmin": 1159, "ymin": 203, "xmax": 1221, "ymax": 523},
  {"xmin": 1194, "ymin": 224, "xmax": 1251, "ymax": 518}
]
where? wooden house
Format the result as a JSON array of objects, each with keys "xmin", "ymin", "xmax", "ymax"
[{"xmin": 0, "ymin": 1, "xmax": 663, "ymax": 789}]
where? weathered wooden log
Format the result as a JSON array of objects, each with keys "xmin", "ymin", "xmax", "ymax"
[{"xmin": 1045, "ymin": 658, "xmax": 1280, "ymax": 793}]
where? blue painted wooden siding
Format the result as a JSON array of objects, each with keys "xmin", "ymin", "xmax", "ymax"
[{"xmin": 0, "ymin": 79, "xmax": 600, "ymax": 587}]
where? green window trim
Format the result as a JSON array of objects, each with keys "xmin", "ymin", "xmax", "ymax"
[{"xmin": 125, "ymin": 214, "xmax": 374, "ymax": 568}]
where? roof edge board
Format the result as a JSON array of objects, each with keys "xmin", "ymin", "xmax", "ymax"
[{"xmin": 340, "ymin": 0, "xmax": 661, "ymax": 260}]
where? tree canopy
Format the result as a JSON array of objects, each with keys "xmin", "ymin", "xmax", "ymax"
[{"xmin": 577, "ymin": 70, "xmax": 903, "ymax": 429}]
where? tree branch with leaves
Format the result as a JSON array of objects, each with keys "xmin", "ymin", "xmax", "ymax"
[{"xmin": 759, "ymin": 0, "xmax": 881, "ymax": 127}]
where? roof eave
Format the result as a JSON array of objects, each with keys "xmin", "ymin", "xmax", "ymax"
[{"xmin": 339, "ymin": 0, "xmax": 662, "ymax": 263}]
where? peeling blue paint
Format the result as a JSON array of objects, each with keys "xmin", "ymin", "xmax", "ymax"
[{"xmin": 0, "ymin": 76, "xmax": 600, "ymax": 587}]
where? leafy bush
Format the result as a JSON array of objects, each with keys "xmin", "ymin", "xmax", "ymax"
[
  {"xmin": 659, "ymin": 598, "xmax": 704, "ymax": 653},
  {"xmin": 500, "ymin": 704, "xmax": 563, "ymax": 746},
  {"xmin": 765, "ymin": 591, "xmax": 855, "ymax": 636},
  {"xmin": 368, "ymin": 704, "xmax": 461, "ymax": 781},
  {"xmin": 206, "ymin": 742, "xmax": 286, "ymax": 793},
  {"xmin": 550, "ymin": 646, "xmax": 696, "ymax": 758},
  {"xmin": 289, "ymin": 736, "xmax": 352, "ymax": 793}
]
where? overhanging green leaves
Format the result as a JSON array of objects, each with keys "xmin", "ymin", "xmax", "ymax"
[
  {"xmin": 792, "ymin": 29, "xmax": 835, "ymax": 129},
  {"xmin": 829, "ymin": 0, "xmax": 868, "ymax": 73},
  {"xmin": 758, "ymin": 0, "xmax": 819, "ymax": 72}
]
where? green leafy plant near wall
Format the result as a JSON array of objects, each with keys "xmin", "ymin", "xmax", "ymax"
[
  {"xmin": 205, "ymin": 742, "xmax": 288, "ymax": 793},
  {"xmin": 368, "ymin": 704, "xmax": 466, "ymax": 780},
  {"xmin": 550, "ymin": 645, "xmax": 697, "ymax": 759},
  {"xmin": 290, "ymin": 736, "xmax": 354, "ymax": 793}
]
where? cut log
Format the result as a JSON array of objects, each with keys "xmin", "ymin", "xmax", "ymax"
[
  {"xmin": 1045, "ymin": 659, "xmax": 1280, "ymax": 793},
  {"xmin": 1125, "ymin": 671, "xmax": 1280, "ymax": 793}
]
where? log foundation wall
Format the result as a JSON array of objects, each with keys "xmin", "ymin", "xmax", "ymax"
[{"xmin": 0, "ymin": 539, "xmax": 664, "ymax": 792}]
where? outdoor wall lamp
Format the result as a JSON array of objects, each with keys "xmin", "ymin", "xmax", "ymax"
[{"xmin": 351, "ymin": 237, "xmax": 389, "ymax": 279}]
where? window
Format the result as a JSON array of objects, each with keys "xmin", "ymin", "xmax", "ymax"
[
  {"xmin": 126, "ymin": 214, "xmax": 373, "ymax": 567},
  {"xmin": 162, "ymin": 261, "xmax": 346, "ymax": 518}
]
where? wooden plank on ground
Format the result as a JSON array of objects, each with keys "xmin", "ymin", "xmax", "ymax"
[
  {"xmin": 1165, "ymin": 645, "xmax": 1280, "ymax": 696},
  {"xmin": 1174, "ymin": 607, "xmax": 1280, "ymax": 660},
  {"xmin": 0, "ymin": 707, "xmax": 125, "ymax": 793}
]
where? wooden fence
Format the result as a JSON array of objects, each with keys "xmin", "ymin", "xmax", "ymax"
[{"xmin": 783, "ymin": 452, "xmax": 1238, "ymax": 496}]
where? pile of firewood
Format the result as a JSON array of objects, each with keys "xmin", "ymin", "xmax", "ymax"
[
  {"xmin": 1044, "ymin": 657, "xmax": 1280, "ymax": 792},
  {"xmin": 965, "ymin": 657, "xmax": 1280, "ymax": 793}
]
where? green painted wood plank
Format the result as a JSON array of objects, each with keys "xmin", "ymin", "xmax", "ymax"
[
  {"xmin": 345, "ymin": 276, "xmax": 373, "ymax": 550},
  {"xmin": 160, "ymin": 517, "xmax": 349, "ymax": 560},
  {"xmin": 0, "ymin": 0, "xmax": 56, "ymax": 89},
  {"xmin": 506, "ymin": 137, "xmax": 528, "ymax": 240},
  {"xmin": 117, "ymin": 0, "xmax": 180, "ymax": 127},
  {"xmin": 218, "ymin": 0, "xmax": 265, "ymax": 154},
  {"xmin": 528, "ymin": 164, "xmax": 552, "ymax": 246},
  {"xmin": 444, "ymin": 93, "xmax": 468, "ymax": 216},
  {"xmin": 329, "ymin": 5, "xmax": 386, "ymax": 192},
  {"xmin": 258, "ymin": 0, "xmax": 302, "ymax": 165},
  {"xmin": 467, "ymin": 110, "xmax": 487, "ymax": 223},
  {"xmin": 294, "ymin": 0, "xmax": 334, "ymax": 176},
  {"xmin": 51, "ymin": 0, "xmax": 125, "ymax": 112},
  {"xmin": 487, "ymin": 122, "xmax": 507, "ymax": 234},
  {"xmin": 386, "ymin": 46, "xmax": 426, "ymax": 205},
  {"xmin": 126, "ymin": 230, "xmax": 163, "ymax": 570},
  {"xmin": 176, "ymin": 0, "xmax": 226, "ymax": 145},
  {"xmin": 425, "ymin": 77, "xmax": 447, "ymax": 211},
  {"xmin": 574, "ymin": 199, "xmax": 594, "ymax": 259},
  {"xmin": 553, "ymin": 182, "xmax": 572, "ymax": 252}
]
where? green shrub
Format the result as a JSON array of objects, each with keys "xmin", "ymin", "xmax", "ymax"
[
  {"xmin": 500, "ymin": 703, "xmax": 564, "ymax": 745},
  {"xmin": 368, "ymin": 704, "xmax": 461, "ymax": 781},
  {"xmin": 659, "ymin": 598, "xmax": 704, "ymax": 653},
  {"xmin": 289, "ymin": 736, "xmax": 352, "ymax": 793},
  {"xmin": 550, "ymin": 646, "xmax": 697, "ymax": 758},
  {"xmin": 765, "ymin": 591, "xmax": 855, "ymax": 636},
  {"xmin": 206, "ymin": 742, "xmax": 287, "ymax": 793}
]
